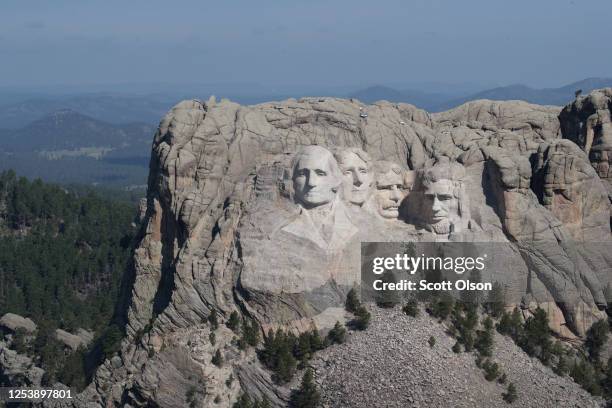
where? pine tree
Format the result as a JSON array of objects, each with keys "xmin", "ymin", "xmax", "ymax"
[
  {"xmin": 327, "ymin": 321, "xmax": 346, "ymax": 345},
  {"xmin": 475, "ymin": 317, "xmax": 494, "ymax": 357},
  {"xmin": 294, "ymin": 332, "xmax": 312, "ymax": 362},
  {"xmin": 208, "ymin": 309, "xmax": 219, "ymax": 330},
  {"xmin": 345, "ymin": 288, "xmax": 360, "ymax": 313},
  {"xmin": 502, "ymin": 383, "xmax": 517, "ymax": 403},
  {"xmin": 585, "ymin": 319, "xmax": 609, "ymax": 362},
  {"xmin": 241, "ymin": 318, "xmax": 260, "ymax": 348},
  {"xmin": 486, "ymin": 282, "xmax": 505, "ymax": 317},
  {"xmin": 308, "ymin": 329, "xmax": 325, "ymax": 352},
  {"xmin": 402, "ymin": 298, "xmax": 419, "ymax": 317},
  {"xmin": 601, "ymin": 358, "xmax": 612, "ymax": 397},
  {"xmin": 289, "ymin": 369, "xmax": 320, "ymax": 408},
  {"xmin": 353, "ymin": 306, "xmax": 371, "ymax": 330},
  {"xmin": 212, "ymin": 349, "xmax": 223, "ymax": 367},
  {"xmin": 482, "ymin": 359, "xmax": 500, "ymax": 381},
  {"xmin": 227, "ymin": 311, "xmax": 241, "ymax": 332},
  {"xmin": 376, "ymin": 270, "xmax": 400, "ymax": 308}
]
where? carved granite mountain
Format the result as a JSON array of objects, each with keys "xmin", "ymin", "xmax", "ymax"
[{"xmin": 71, "ymin": 95, "xmax": 611, "ymax": 407}]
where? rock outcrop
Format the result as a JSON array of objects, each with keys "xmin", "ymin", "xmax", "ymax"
[
  {"xmin": 0, "ymin": 313, "xmax": 37, "ymax": 334},
  {"xmin": 0, "ymin": 340, "xmax": 44, "ymax": 386},
  {"xmin": 74, "ymin": 94, "xmax": 611, "ymax": 407},
  {"xmin": 54, "ymin": 328, "xmax": 93, "ymax": 351},
  {"xmin": 560, "ymin": 88, "xmax": 612, "ymax": 198}
]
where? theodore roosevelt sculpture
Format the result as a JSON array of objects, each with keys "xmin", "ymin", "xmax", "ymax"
[{"xmin": 371, "ymin": 161, "xmax": 407, "ymax": 219}]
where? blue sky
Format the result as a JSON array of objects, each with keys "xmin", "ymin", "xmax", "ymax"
[{"xmin": 1, "ymin": 0, "xmax": 610, "ymax": 89}]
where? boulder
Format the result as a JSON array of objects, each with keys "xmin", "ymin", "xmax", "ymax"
[
  {"xmin": 54, "ymin": 329, "xmax": 89, "ymax": 351},
  {"xmin": 0, "ymin": 313, "xmax": 37, "ymax": 334}
]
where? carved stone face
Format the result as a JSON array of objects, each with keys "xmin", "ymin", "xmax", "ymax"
[
  {"xmin": 337, "ymin": 151, "xmax": 373, "ymax": 205},
  {"xmin": 293, "ymin": 147, "xmax": 340, "ymax": 208},
  {"xmin": 423, "ymin": 179, "xmax": 458, "ymax": 234},
  {"xmin": 374, "ymin": 168, "xmax": 405, "ymax": 219}
]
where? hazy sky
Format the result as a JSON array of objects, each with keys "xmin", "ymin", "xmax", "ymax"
[{"xmin": 1, "ymin": 0, "xmax": 611, "ymax": 89}]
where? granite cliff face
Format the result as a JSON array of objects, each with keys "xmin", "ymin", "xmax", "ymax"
[{"xmin": 80, "ymin": 93, "xmax": 611, "ymax": 407}]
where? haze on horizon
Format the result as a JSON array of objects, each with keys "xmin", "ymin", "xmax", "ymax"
[{"xmin": 1, "ymin": 0, "xmax": 611, "ymax": 91}]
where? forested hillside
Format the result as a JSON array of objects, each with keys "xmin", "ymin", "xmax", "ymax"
[{"xmin": 0, "ymin": 170, "xmax": 138, "ymax": 387}]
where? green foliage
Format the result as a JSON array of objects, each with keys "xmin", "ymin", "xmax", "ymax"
[
  {"xmin": 212, "ymin": 349, "xmax": 223, "ymax": 367},
  {"xmin": 0, "ymin": 171, "xmax": 136, "ymax": 332},
  {"xmin": 35, "ymin": 321, "xmax": 65, "ymax": 385},
  {"xmin": 259, "ymin": 329, "xmax": 298, "ymax": 384},
  {"xmin": 240, "ymin": 318, "xmax": 260, "ymax": 349},
  {"xmin": 602, "ymin": 358, "xmax": 612, "ymax": 397},
  {"xmin": 570, "ymin": 359, "xmax": 601, "ymax": 395},
  {"xmin": 227, "ymin": 311, "xmax": 241, "ymax": 332},
  {"xmin": 375, "ymin": 270, "xmax": 401, "ymax": 308},
  {"xmin": 554, "ymin": 356, "xmax": 570, "ymax": 376},
  {"xmin": 57, "ymin": 348, "xmax": 87, "ymax": 390},
  {"xmin": 11, "ymin": 328, "xmax": 29, "ymax": 354},
  {"xmin": 460, "ymin": 269, "xmax": 482, "ymax": 305},
  {"xmin": 208, "ymin": 309, "xmax": 219, "ymax": 330},
  {"xmin": 101, "ymin": 324, "xmax": 123, "ymax": 358},
  {"xmin": 498, "ymin": 372, "xmax": 507, "ymax": 384},
  {"xmin": 502, "ymin": 383, "xmax": 517, "ymax": 403},
  {"xmin": 233, "ymin": 393, "xmax": 272, "ymax": 408},
  {"xmin": 353, "ymin": 306, "xmax": 371, "ymax": 330},
  {"xmin": 259, "ymin": 328, "xmax": 329, "ymax": 384},
  {"xmin": 327, "ymin": 321, "xmax": 346, "ymax": 345},
  {"xmin": 209, "ymin": 332, "xmax": 216, "ymax": 345},
  {"xmin": 289, "ymin": 368, "xmax": 320, "ymax": 408},
  {"xmin": 428, "ymin": 292, "xmax": 454, "ymax": 320},
  {"xmin": 520, "ymin": 309, "xmax": 552, "ymax": 362},
  {"xmin": 482, "ymin": 359, "xmax": 500, "ymax": 381},
  {"xmin": 293, "ymin": 332, "xmax": 313, "ymax": 363},
  {"xmin": 486, "ymin": 282, "xmax": 506, "ymax": 318},
  {"xmin": 428, "ymin": 336, "xmax": 436, "ymax": 348},
  {"xmin": 452, "ymin": 341, "xmax": 461, "ymax": 353},
  {"xmin": 496, "ymin": 308, "xmax": 523, "ymax": 339},
  {"xmin": 345, "ymin": 288, "xmax": 360, "ymax": 313},
  {"xmin": 475, "ymin": 317, "xmax": 494, "ymax": 357},
  {"xmin": 402, "ymin": 298, "xmax": 419, "ymax": 317},
  {"xmin": 586, "ymin": 319, "xmax": 609, "ymax": 362},
  {"xmin": 450, "ymin": 302, "xmax": 478, "ymax": 352},
  {"xmin": 497, "ymin": 308, "xmax": 553, "ymax": 366}
]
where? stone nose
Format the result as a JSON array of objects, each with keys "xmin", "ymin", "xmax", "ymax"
[
  {"xmin": 353, "ymin": 171, "xmax": 364, "ymax": 186},
  {"xmin": 390, "ymin": 186, "xmax": 402, "ymax": 201},
  {"xmin": 307, "ymin": 172, "xmax": 320, "ymax": 187},
  {"xmin": 432, "ymin": 196, "xmax": 442, "ymax": 212}
]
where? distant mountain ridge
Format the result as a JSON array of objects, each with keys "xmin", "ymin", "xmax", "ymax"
[
  {"xmin": 0, "ymin": 110, "xmax": 154, "ymax": 187},
  {"xmin": 435, "ymin": 77, "xmax": 612, "ymax": 111},
  {"xmin": 348, "ymin": 77, "xmax": 612, "ymax": 112},
  {"xmin": 0, "ymin": 94, "xmax": 177, "ymax": 129},
  {"xmin": 348, "ymin": 85, "xmax": 449, "ymax": 111},
  {"xmin": 0, "ymin": 109, "xmax": 154, "ymax": 154}
]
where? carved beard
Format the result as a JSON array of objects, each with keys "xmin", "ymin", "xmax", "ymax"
[{"xmin": 430, "ymin": 219, "xmax": 451, "ymax": 235}]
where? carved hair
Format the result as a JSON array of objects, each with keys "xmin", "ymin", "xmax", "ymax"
[
  {"xmin": 421, "ymin": 158, "xmax": 466, "ymax": 189},
  {"xmin": 372, "ymin": 161, "xmax": 404, "ymax": 187},
  {"xmin": 420, "ymin": 157, "xmax": 468, "ymax": 218},
  {"xmin": 334, "ymin": 148, "xmax": 372, "ymax": 168}
]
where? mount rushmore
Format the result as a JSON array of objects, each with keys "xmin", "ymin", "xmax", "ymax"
[{"xmin": 70, "ymin": 88, "xmax": 612, "ymax": 407}]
